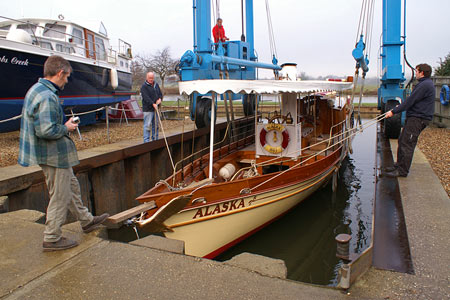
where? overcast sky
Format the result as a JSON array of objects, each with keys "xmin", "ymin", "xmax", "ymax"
[{"xmin": 2, "ymin": 0, "xmax": 450, "ymax": 78}]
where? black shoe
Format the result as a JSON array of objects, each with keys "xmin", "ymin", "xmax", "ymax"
[
  {"xmin": 82, "ymin": 213, "xmax": 110, "ymax": 233},
  {"xmin": 43, "ymin": 237, "xmax": 79, "ymax": 252},
  {"xmin": 384, "ymin": 166, "xmax": 397, "ymax": 172},
  {"xmin": 384, "ymin": 170, "xmax": 407, "ymax": 178}
]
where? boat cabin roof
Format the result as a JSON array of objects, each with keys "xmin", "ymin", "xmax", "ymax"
[{"xmin": 178, "ymin": 79, "xmax": 353, "ymax": 96}]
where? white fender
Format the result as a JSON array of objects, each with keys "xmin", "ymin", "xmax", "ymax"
[
  {"xmin": 219, "ymin": 163, "xmax": 236, "ymax": 181},
  {"xmin": 110, "ymin": 68, "xmax": 118, "ymax": 90}
]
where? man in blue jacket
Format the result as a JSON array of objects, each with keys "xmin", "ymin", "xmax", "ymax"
[
  {"xmin": 18, "ymin": 55, "xmax": 109, "ymax": 251},
  {"xmin": 141, "ymin": 72, "xmax": 163, "ymax": 142},
  {"xmin": 384, "ymin": 63, "xmax": 435, "ymax": 177}
]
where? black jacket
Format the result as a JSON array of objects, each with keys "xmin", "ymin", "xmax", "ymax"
[
  {"xmin": 140, "ymin": 81, "xmax": 163, "ymax": 112},
  {"xmin": 392, "ymin": 77, "xmax": 435, "ymax": 120}
]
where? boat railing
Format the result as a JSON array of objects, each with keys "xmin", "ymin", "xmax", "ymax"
[
  {"xmin": 172, "ymin": 119, "xmax": 255, "ymax": 185},
  {"xmin": 327, "ymin": 118, "xmax": 346, "ymax": 149},
  {"xmin": 0, "ymin": 15, "xmax": 126, "ymax": 66}
]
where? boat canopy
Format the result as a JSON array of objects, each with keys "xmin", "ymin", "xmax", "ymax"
[{"xmin": 178, "ymin": 79, "xmax": 353, "ymax": 96}]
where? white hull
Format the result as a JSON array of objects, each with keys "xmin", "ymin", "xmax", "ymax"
[{"xmin": 164, "ymin": 166, "xmax": 336, "ymax": 258}]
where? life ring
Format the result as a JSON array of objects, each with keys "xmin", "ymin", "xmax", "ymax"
[
  {"xmin": 259, "ymin": 123, "xmax": 290, "ymax": 154},
  {"xmin": 440, "ymin": 85, "xmax": 449, "ymax": 106}
]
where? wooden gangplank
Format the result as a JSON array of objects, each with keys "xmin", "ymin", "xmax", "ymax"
[{"xmin": 107, "ymin": 201, "xmax": 157, "ymax": 224}]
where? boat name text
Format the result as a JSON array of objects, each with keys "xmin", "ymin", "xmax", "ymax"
[
  {"xmin": 0, "ymin": 56, "xmax": 29, "ymax": 66},
  {"xmin": 192, "ymin": 199, "xmax": 245, "ymax": 219}
]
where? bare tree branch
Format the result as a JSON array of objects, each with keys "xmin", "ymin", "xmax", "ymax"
[{"xmin": 134, "ymin": 47, "xmax": 178, "ymax": 92}]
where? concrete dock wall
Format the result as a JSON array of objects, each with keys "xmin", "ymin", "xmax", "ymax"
[{"xmin": 0, "ymin": 118, "xmax": 254, "ymax": 216}]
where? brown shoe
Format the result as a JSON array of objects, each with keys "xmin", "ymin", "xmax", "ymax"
[
  {"xmin": 43, "ymin": 237, "xmax": 79, "ymax": 252},
  {"xmin": 82, "ymin": 213, "xmax": 109, "ymax": 233}
]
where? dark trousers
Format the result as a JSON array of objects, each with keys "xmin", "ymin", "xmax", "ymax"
[{"xmin": 396, "ymin": 117, "xmax": 429, "ymax": 176}]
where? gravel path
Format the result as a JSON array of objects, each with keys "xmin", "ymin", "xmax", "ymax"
[
  {"xmin": 417, "ymin": 126, "xmax": 450, "ymax": 197},
  {"xmin": 0, "ymin": 119, "xmax": 193, "ymax": 168},
  {"xmin": 1, "ymin": 121, "xmax": 449, "ymax": 197}
]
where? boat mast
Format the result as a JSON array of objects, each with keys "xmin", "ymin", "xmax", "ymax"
[{"xmin": 208, "ymin": 93, "xmax": 216, "ymax": 179}]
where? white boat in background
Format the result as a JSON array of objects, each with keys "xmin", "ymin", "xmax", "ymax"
[{"xmin": 0, "ymin": 16, "xmax": 133, "ymax": 132}]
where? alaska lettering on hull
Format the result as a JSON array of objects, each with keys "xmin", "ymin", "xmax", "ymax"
[{"xmin": 193, "ymin": 199, "xmax": 245, "ymax": 219}]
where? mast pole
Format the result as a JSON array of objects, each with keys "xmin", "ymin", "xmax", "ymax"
[{"xmin": 208, "ymin": 93, "xmax": 216, "ymax": 179}]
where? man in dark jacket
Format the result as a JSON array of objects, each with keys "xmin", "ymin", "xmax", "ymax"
[
  {"xmin": 384, "ymin": 63, "xmax": 435, "ymax": 177},
  {"xmin": 141, "ymin": 72, "xmax": 163, "ymax": 142}
]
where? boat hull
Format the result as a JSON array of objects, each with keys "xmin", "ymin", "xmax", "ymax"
[
  {"xmin": 163, "ymin": 165, "xmax": 337, "ymax": 258},
  {"xmin": 0, "ymin": 46, "xmax": 132, "ymax": 132}
]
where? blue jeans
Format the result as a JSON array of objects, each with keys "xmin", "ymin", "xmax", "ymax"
[{"xmin": 143, "ymin": 111, "xmax": 159, "ymax": 142}]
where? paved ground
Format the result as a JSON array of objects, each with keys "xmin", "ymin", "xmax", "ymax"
[{"xmin": 0, "ymin": 140, "xmax": 448, "ymax": 300}]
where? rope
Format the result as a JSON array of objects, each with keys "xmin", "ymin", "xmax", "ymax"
[
  {"xmin": 0, "ymin": 114, "xmax": 22, "ymax": 124},
  {"xmin": 265, "ymin": 0, "xmax": 277, "ymax": 60},
  {"xmin": 155, "ymin": 107, "xmax": 176, "ymax": 171}
]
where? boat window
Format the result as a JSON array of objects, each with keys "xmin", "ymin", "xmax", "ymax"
[
  {"xmin": 126, "ymin": 62, "xmax": 129, "ymax": 68},
  {"xmin": 72, "ymin": 28, "xmax": 83, "ymax": 45},
  {"xmin": 43, "ymin": 24, "xmax": 66, "ymax": 39},
  {"xmin": 120, "ymin": 61, "xmax": 124, "ymax": 67},
  {"xmin": 56, "ymin": 43, "xmax": 74, "ymax": 54},
  {"xmin": 0, "ymin": 25, "xmax": 11, "ymax": 31},
  {"xmin": 95, "ymin": 37, "xmax": 106, "ymax": 60},
  {"xmin": 17, "ymin": 23, "xmax": 37, "ymax": 34},
  {"xmin": 39, "ymin": 41, "xmax": 53, "ymax": 50}
]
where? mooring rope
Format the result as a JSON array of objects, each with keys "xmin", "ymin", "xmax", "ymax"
[{"xmin": 155, "ymin": 107, "xmax": 176, "ymax": 172}]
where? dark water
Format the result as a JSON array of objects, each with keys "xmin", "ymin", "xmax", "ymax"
[{"xmin": 216, "ymin": 121, "xmax": 377, "ymax": 286}]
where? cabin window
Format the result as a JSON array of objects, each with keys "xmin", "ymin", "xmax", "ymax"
[
  {"xmin": 126, "ymin": 62, "xmax": 129, "ymax": 68},
  {"xmin": 95, "ymin": 37, "xmax": 106, "ymax": 60},
  {"xmin": 72, "ymin": 28, "xmax": 83, "ymax": 45},
  {"xmin": 0, "ymin": 25, "xmax": 11, "ymax": 31},
  {"xmin": 43, "ymin": 24, "xmax": 66, "ymax": 39},
  {"xmin": 39, "ymin": 41, "xmax": 53, "ymax": 50},
  {"xmin": 56, "ymin": 44, "xmax": 74, "ymax": 54},
  {"xmin": 17, "ymin": 23, "xmax": 37, "ymax": 34},
  {"xmin": 120, "ymin": 61, "xmax": 124, "ymax": 67}
]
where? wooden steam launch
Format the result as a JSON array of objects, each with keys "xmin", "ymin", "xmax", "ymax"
[{"xmin": 114, "ymin": 79, "xmax": 354, "ymax": 258}]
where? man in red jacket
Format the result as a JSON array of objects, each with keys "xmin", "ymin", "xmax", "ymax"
[{"xmin": 212, "ymin": 18, "xmax": 229, "ymax": 44}]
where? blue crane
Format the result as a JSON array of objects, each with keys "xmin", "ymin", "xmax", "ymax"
[
  {"xmin": 178, "ymin": 0, "xmax": 281, "ymax": 128},
  {"xmin": 353, "ymin": 0, "xmax": 412, "ymax": 138}
]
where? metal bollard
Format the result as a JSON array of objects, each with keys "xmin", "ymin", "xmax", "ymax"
[{"xmin": 336, "ymin": 233, "xmax": 352, "ymax": 261}]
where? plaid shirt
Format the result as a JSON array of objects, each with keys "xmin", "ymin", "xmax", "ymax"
[{"xmin": 18, "ymin": 78, "xmax": 79, "ymax": 168}]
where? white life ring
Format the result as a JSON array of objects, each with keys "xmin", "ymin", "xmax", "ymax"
[{"xmin": 259, "ymin": 123, "xmax": 290, "ymax": 154}]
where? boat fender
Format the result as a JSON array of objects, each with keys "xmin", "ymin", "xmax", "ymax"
[
  {"xmin": 259, "ymin": 123, "xmax": 290, "ymax": 154},
  {"xmin": 219, "ymin": 163, "xmax": 236, "ymax": 181},
  {"xmin": 6, "ymin": 29, "xmax": 32, "ymax": 44},
  {"xmin": 110, "ymin": 68, "xmax": 119, "ymax": 90},
  {"xmin": 440, "ymin": 85, "xmax": 449, "ymax": 106}
]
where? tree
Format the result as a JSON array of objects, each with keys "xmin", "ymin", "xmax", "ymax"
[
  {"xmin": 136, "ymin": 47, "xmax": 178, "ymax": 91},
  {"xmin": 435, "ymin": 52, "xmax": 450, "ymax": 76},
  {"xmin": 130, "ymin": 59, "xmax": 146, "ymax": 91}
]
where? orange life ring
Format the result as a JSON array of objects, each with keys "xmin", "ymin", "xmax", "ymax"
[{"xmin": 259, "ymin": 123, "xmax": 290, "ymax": 154}]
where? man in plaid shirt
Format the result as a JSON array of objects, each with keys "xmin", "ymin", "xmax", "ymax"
[{"xmin": 18, "ymin": 55, "xmax": 109, "ymax": 252}]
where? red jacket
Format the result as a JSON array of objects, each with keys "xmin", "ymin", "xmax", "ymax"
[{"xmin": 212, "ymin": 24, "xmax": 227, "ymax": 43}]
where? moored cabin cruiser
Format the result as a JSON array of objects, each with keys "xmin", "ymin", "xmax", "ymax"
[{"xmin": 0, "ymin": 16, "xmax": 133, "ymax": 132}]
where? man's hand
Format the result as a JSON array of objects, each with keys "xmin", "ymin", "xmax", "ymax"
[
  {"xmin": 153, "ymin": 103, "xmax": 158, "ymax": 110},
  {"xmin": 156, "ymin": 98, "xmax": 162, "ymax": 105},
  {"xmin": 65, "ymin": 117, "xmax": 78, "ymax": 132},
  {"xmin": 385, "ymin": 110, "xmax": 394, "ymax": 119}
]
